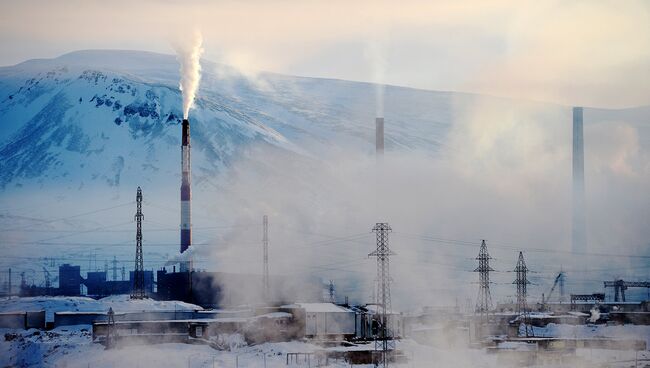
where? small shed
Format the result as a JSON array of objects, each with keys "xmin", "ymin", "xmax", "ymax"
[{"xmin": 283, "ymin": 303, "xmax": 356, "ymax": 338}]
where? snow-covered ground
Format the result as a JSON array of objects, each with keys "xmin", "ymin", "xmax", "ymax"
[
  {"xmin": 2, "ymin": 320, "xmax": 649, "ymax": 367},
  {"xmin": 0, "ymin": 327, "xmax": 500, "ymax": 368},
  {"xmin": 0, "ymin": 295, "xmax": 202, "ymax": 321},
  {"xmin": 5, "ymin": 329, "xmax": 646, "ymax": 368}
]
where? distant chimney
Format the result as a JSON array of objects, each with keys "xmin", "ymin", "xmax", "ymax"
[
  {"xmin": 376, "ymin": 117, "xmax": 384, "ymax": 157},
  {"xmin": 572, "ymin": 107, "xmax": 586, "ymax": 253}
]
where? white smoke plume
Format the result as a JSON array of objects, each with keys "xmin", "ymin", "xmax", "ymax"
[
  {"xmin": 589, "ymin": 306, "xmax": 601, "ymax": 323},
  {"xmin": 175, "ymin": 30, "xmax": 204, "ymax": 119},
  {"xmin": 365, "ymin": 41, "xmax": 387, "ymax": 118}
]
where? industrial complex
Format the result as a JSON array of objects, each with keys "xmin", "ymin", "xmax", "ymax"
[{"xmin": 1, "ymin": 106, "xmax": 648, "ymax": 368}]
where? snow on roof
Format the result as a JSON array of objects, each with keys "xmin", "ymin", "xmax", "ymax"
[
  {"xmin": 567, "ymin": 311, "xmax": 589, "ymax": 317},
  {"xmin": 54, "ymin": 311, "xmax": 106, "ymax": 315},
  {"xmin": 283, "ymin": 303, "xmax": 352, "ymax": 313},
  {"xmin": 196, "ymin": 309, "xmax": 250, "ymax": 314},
  {"xmin": 95, "ymin": 318, "xmax": 248, "ymax": 325},
  {"xmin": 497, "ymin": 341, "xmax": 537, "ymax": 351},
  {"xmin": 94, "ymin": 313, "xmax": 293, "ymax": 325},
  {"xmin": 0, "ymin": 295, "xmax": 203, "ymax": 322},
  {"xmin": 0, "ymin": 311, "xmax": 27, "ymax": 315},
  {"xmin": 256, "ymin": 312, "xmax": 292, "ymax": 319}
]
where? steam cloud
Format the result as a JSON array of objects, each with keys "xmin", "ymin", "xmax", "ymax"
[
  {"xmin": 365, "ymin": 41, "xmax": 386, "ymax": 117},
  {"xmin": 175, "ymin": 30, "xmax": 204, "ymax": 119},
  {"xmin": 589, "ymin": 306, "xmax": 601, "ymax": 323}
]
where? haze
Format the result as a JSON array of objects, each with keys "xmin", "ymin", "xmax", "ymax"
[{"xmin": 1, "ymin": 0, "xmax": 649, "ymax": 107}]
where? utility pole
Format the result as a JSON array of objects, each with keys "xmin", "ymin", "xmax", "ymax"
[
  {"xmin": 369, "ymin": 222, "xmax": 395, "ymax": 366},
  {"xmin": 262, "ymin": 215, "xmax": 269, "ymax": 302},
  {"xmin": 131, "ymin": 187, "xmax": 145, "ymax": 299},
  {"xmin": 474, "ymin": 240, "xmax": 493, "ymax": 319},
  {"xmin": 514, "ymin": 251, "xmax": 532, "ymax": 337},
  {"xmin": 328, "ymin": 280, "xmax": 335, "ymax": 303}
]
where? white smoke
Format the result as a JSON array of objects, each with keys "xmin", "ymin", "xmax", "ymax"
[
  {"xmin": 589, "ymin": 306, "xmax": 601, "ymax": 323},
  {"xmin": 364, "ymin": 41, "xmax": 387, "ymax": 117},
  {"xmin": 175, "ymin": 30, "xmax": 204, "ymax": 119}
]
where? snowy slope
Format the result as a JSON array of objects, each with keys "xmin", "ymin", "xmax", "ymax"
[
  {"xmin": 0, "ymin": 50, "xmax": 455, "ymax": 194},
  {"xmin": 1, "ymin": 50, "xmax": 647, "ymax": 196}
]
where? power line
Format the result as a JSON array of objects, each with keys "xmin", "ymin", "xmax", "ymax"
[
  {"xmin": 394, "ymin": 232, "xmax": 650, "ymax": 259},
  {"xmin": 0, "ymin": 202, "xmax": 133, "ymax": 232},
  {"xmin": 9, "ymin": 224, "xmax": 254, "ymax": 233}
]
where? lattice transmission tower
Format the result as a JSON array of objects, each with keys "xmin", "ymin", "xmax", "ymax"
[
  {"xmin": 474, "ymin": 240, "xmax": 493, "ymax": 318},
  {"xmin": 131, "ymin": 187, "xmax": 145, "ymax": 299},
  {"xmin": 513, "ymin": 251, "xmax": 533, "ymax": 337},
  {"xmin": 328, "ymin": 280, "xmax": 335, "ymax": 303},
  {"xmin": 369, "ymin": 223, "xmax": 396, "ymax": 365}
]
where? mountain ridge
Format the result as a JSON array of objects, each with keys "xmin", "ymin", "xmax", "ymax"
[{"xmin": 0, "ymin": 49, "xmax": 647, "ymax": 195}]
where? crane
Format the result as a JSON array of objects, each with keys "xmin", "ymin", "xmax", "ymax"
[
  {"xmin": 604, "ymin": 280, "xmax": 650, "ymax": 302},
  {"xmin": 541, "ymin": 271, "xmax": 566, "ymax": 309}
]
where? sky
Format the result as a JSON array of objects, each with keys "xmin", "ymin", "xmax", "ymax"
[{"xmin": 1, "ymin": 0, "xmax": 649, "ymax": 108}]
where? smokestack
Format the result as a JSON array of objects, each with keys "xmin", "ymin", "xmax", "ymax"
[
  {"xmin": 376, "ymin": 117, "xmax": 384, "ymax": 157},
  {"xmin": 180, "ymin": 118, "xmax": 192, "ymax": 271},
  {"xmin": 572, "ymin": 107, "xmax": 586, "ymax": 253}
]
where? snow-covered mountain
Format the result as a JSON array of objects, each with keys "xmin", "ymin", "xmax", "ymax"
[
  {"xmin": 0, "ymin": 49, "xmax": 470, "ymax": 279},
  {"xmin": 0, "ymin": 50, "xmax": 454, "ymax": 194},
  {"xmin": 1, "ymin": 49, "xmax": 648, "ymax": 196}
]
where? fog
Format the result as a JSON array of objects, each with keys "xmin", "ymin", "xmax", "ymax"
[{"xmin": 190, "ymin": 96, "xmax": 650, "ymax": 309}]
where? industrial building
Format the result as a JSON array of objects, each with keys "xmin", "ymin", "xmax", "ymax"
[
  {"xmin": 156, "ymin": 268, "xmax": 323, "ymax": 308},
  {"xmin": 19, "ymin": 264, "xmax": 153, "ymax": 298},
  {"xmin": 281, "ymin": 303, "xmax": 357, "ymax": 338}
]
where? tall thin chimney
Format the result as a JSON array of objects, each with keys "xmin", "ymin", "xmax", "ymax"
[
  {"xmin": 376, "ymin": 117, "xmax": 384, "ymax": 157},
  {"xmin": 180, "ymin": 118, "xmax": 192, "ymax": 271},
  {"xmin": 572, "ymin": 107, "xmax": 586, "ymax": 253}
]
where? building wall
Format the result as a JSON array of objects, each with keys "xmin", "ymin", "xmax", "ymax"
[
  {"xmin": 0, "ymin": 312, "xmax": 26, "ymax": 329},
  {"xmin": 54, "ymin": 312, "xmax": 107, "ymax": 327},
  {"xmin": 26, "ymin": 311, "xmax": 45, "ymax": 329},
  {"xmin": 155, "ymin": 270, "xmax": 322, "ymax": 308},
  {"xmin": 59, "ymin": 264, "xmax": 81, "ymax": 296},
  {"xmin": 305, "ymin": 311, "xmax": 356, "ymax": 336}
]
